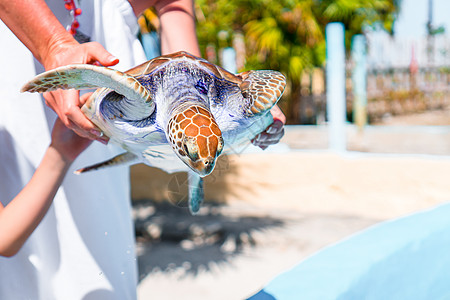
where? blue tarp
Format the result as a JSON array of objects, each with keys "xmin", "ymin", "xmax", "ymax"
[{"xmin": 249, "ymin": 203, "xmax": 450, "ymax": 300}]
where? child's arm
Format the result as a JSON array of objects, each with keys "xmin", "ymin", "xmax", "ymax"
[{"xmin": 0, "ymin": 119, "xmax": 93, "ymax": 257}]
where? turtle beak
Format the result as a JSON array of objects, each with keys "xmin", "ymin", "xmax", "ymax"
[
  {"xmin": 191, "ymin": 157, "xmax": 215, "ymax": 176},
  {"xmin": 183, "ymin": 136, "xmax": 222, "ymax": 176}
]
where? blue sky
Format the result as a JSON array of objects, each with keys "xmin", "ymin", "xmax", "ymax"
[{"xmin": 394, "ymin": 0, "xmax": 450, "ymax": 38}]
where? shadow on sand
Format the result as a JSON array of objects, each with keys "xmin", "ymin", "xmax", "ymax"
[{"xmin": 133, "ymin": 199, "xmax": 284, "ymax": 281}]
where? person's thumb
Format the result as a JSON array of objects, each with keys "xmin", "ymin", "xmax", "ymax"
[{"xmin": 86, "ymin": 42, "xmax": 119, "ymax": 67}]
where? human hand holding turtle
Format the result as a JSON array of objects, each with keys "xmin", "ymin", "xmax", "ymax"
[
  {"xmin": 252, "ymin": 105, "xmax": 286, "ymax": 150},
  {"xmin": 42, "ymin": 40, "xmax": 118, "ymax": 144},
  {"xmin": 49, "ymin": 95, "xmax": 94, "ymax": 163},
  {"xmin": 0, "ymin": 0, "xmax": 115, "ymax": 144}
]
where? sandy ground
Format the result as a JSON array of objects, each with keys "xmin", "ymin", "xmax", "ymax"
[{"xmin": 133, "ymin": 109, "xmax": 450, "ymax": 299}]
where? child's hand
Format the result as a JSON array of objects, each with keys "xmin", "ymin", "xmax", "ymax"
[
  {"xmin": 50, "ymin": 118, "xmax": 94, "ymax": 163},
  {"xmin": 49, "ymin": 92, "xmax": 100, "ymax": 163}
]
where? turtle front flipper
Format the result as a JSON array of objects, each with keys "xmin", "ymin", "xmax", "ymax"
[
  {"xmin": 21, "ymin": 64, "xmax": 154, "ymax": 113},
  {"xmin": 75, "ymin": 152, "xmax": 138, "ymax": 174},
  {"xmin": 188, "ymin": 172, "xmax": 204, "ymax": 215},
  {"xmin": 238, "ymin": 70, "xmax": 286, "ymax": 116}
]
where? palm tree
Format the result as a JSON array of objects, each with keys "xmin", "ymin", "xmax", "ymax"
[
  {"xmin": 195, "ymin": 0, "xmax": 399, "ymax": 123},
  {"xmin": 243, "ymin": 0, "xmax": 325, "ymax": 121}
]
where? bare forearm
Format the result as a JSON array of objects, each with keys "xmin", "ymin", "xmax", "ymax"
[
  {"xmin": 0, "ymin": 0, "xmax": 76, "ymax": 65},
  {"xmin": 128, "ymin": 0, "xmax": 200, "ymax": 55},
  {"xmin": 157, "ymin": 0, "xmax": 200, "ymax": 56},
  {"xmin": 0, "ymin": 146, "xmax": 70, "ymax": 257}
]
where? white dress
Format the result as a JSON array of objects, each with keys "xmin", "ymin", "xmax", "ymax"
[{"xmin": 0, "ymin": 0, "xmax": 147, "ymax": 299}]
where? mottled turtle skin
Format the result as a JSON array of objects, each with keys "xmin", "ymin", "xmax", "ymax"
[{"xmin": 22, "ymin": 51, "xmax": 286, "ymax": 213}]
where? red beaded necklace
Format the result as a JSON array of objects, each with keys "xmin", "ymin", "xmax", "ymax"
[{"xmin": 64, "ymin": 0, "xmax": 82, "ymax": 35}]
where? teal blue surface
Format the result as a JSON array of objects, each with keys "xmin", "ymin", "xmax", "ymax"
[{"xmin": 249, "ymin": 203, "xmax": 450, "ymax": 300}]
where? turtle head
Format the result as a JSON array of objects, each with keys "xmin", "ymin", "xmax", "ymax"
[{"xmin": 167, "ymin": 105, "xmax": 224, "ymax": 176}]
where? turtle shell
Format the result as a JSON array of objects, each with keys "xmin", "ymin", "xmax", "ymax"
[{"xmin": 125, "ymin": 51, "xmax": 242, "ymax": 85}]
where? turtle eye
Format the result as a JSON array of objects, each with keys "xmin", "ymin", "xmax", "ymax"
[
  {"xmin": 184, "ymin": 139, "xmax": 199, "ymax": 161},
  {"xmin": 195, "ymin": 80, "xmax": 208, "ymax": 95},
  {"xmin": 217, "ymin": 136, "xmax": 224, "ymax": 155}
]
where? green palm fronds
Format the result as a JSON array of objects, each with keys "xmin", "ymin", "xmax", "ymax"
[{"xmin": 195, "ymin": 0, "xmax": 399, "ymax": 122}]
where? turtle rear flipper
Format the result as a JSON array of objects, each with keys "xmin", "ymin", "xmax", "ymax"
[
  {"xmin": 21, "ymin": 64, "xmax": 154, "ymax": 113},
  {"xmin": 75, "ymin": 152, "xmax": 138, "ymax": 174}
]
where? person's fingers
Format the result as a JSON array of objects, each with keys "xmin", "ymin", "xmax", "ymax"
[
  {"xmin": 44, "ymin": 90, "xmax": 108, "ymax": 144},
  {"xmin": 253, "ymin": 129, "xmax": 285, "ymax": 145},
  {"xmin": 43, "ymin": 90, "xmax": 76, "ymax": 128},
  {"xmin": 258, "ymin": 130, "xmax": 285, "ymax": 145},
  {"xmin": 265, "ymin": 119, "xmax": 284, "ymax": 135},
  {"xmin": 65, "ymin": 106, "xmax": 109, "ymax": 144},
  {"xmin": 80, "ymin": 92, "xmax": 93, "ymax": 106},
  {"xmin": 253, "ymin": 133, "xmax": 268, "ymax": 143},
  {"xmin": 66, "ymin": 119, "xmax": 108, "ymax": 145},
  {"xmin": 270, "ymin": 105, "xmax": 286, "ymax": 124},
  {"xmin": 51, "ymin": 118, "xmax": 94, "ymax": 162},
  {"xmin": 85, "ymin": 42, "xmax": 119, "ymax": 66},
  {"xmin": 44, "ymin": 89, "xmax": 79, "ymax": 127},
  {"xmin": 252, "ymin": 120, "xmax": 285, "ymax": 149},
  {"xmin": 78, "ymin": 92, "xmax": 109, "ymax": 143},
  {"xmin": 252, "ymin": 133, "xmax": 268, "ymax": 148},
  {"xmin": 65, "ymin": 119, "xmax": 91, "ymax": 139}
]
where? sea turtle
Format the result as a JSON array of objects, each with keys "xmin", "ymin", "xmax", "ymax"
[{"xmin": 21, "ymin": 51, "xmax": 286, "ymax": 214}]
